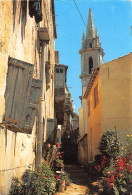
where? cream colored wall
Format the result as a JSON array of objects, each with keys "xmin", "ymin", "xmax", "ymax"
[
  {"xmin": 0, "ymin": 1, "xmax": 56, "ymax": 194},
  {"xmin": 100, "ymin": 53, "xmax": 132, "ymax": 142},
  {"xmin": 79, "ymin": 106, "xmax": 84, "ymax": 136},
  {"xmin": 86, "ymin": 71, "xmax": 103, "ymax": 162}
]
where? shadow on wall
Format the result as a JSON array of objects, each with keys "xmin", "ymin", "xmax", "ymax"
[{"xmin": 13, "ymin": 0, "xmax": 27, "ymax": 42}]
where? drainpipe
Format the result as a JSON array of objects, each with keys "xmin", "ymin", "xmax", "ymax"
[
  {"xmin": 37, "ymin": 27, "xmax": 49, "ymax": 167},
  {"xmin": 37, "ymin": 42, "xmax": 46, "ymax": 166}
]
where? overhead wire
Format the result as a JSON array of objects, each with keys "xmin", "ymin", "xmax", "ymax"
[
  {"xmin": 55, "ymin": 0, "xmax": 87, "ymax": 27},
  {"xmin": 72, "ymin": 0, "xmax": 87, "ymax": 28}
]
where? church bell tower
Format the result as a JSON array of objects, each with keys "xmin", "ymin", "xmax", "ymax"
[{"xmin": 79, "ymin": 8, "xmax": 104, "ymax": 97}]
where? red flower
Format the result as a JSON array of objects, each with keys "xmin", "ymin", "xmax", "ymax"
[
  {"xmin": 55, "ymin": 155, "xmax": 58, "ymax": 157},
  {"xmin": 61, "ymin": 181, "xmax": 64, "ymax": 183},
  {"xmin": 106, "ymin": 171, "xmax": 111, "ymax": 176},
  {"xmin": 60, "ymin": 155, "xmax": 62, "ymax": 158},
  {"xmin": 38, "ymin": 168, "xmax": 40, "ymax": 171},
  {"xmin": 56, "ymin": 176, "xmax": 58, "ymax": 180},
  {"xmin": 118, "ymin": 174, "xmax": 122, "ymax": 179},
  {"xmin": 127, "ymin": 167, "xmax": 131, "ymax": 173},
  {"xmin": 120, "ymin": 157, "xmax": 124, "ymax": 162}
]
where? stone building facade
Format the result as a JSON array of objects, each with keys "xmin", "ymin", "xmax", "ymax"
[{"xmin": 0, "ymin": 1, "xmax": 57, "ymax": 194}]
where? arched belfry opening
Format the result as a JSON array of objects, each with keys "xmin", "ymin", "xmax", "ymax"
[{"xmin": 89, "ymin": 56, "xmax": 93, "ymax": 74}]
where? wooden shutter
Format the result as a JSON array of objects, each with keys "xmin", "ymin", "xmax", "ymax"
[
  {"xmin": 4, "ymin": 57, "xmax": 34, "ymax": 125},
  {"xmin": 4, "ymin": 57, "xmax": 41, "ymax": 134},
  {"xmin": 46, "ymin": 118, "xmax": 55, "ymax": 143},
  {"xmin": 24, "ymin": 79, "xmax": 41, "ymax": 134}
]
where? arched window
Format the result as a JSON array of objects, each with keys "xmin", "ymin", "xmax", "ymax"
[
  {"xmin": 89, "ymin": 57, "xmax": 93, "ymax": 74},
  {"xmin": 90, "ymin": 42, "xmax": 92, "ymax": 48}
]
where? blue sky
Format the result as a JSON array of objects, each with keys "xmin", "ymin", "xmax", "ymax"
[{"xmin": 54, "ymin": 0, "xmax": 132, "ymax": 114}]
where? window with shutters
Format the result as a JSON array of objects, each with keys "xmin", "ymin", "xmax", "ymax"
[
  {"xmin": 94, "ymin": 84, "xmax": 98, "ymax": 108},
  {"xmin": 3, "ymin": 57, "xmax": 41, "ymax": 134}
]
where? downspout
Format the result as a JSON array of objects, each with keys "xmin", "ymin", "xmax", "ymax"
[{"xmin": 37, "ymin": 42, "xmax": 46, "ymax": 166}]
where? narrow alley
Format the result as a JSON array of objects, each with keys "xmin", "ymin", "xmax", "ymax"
[
  {"xmin": 57, "ymin": 164, "xmax": 101, "ymax": 195},
  {"xmin": 0, "ymin": 1, "xmax": 131, "ymax": 195}
]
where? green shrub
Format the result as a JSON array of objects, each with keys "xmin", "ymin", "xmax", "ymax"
[
  {"xmin": 102, "ymin": 155, "xmax": 132, "ymax": 195},
  {"xmin": 99, "ymin": 130, "xmax": 121, "ymax": 158},
  {"xmin": 9, "ymin": 178, "xmax": 22, "ymax": 195},
  {"xmin": 94, "ymin": 154, "xmax": 102, "ymax": 165},
  {"xmin": 9, "ymin": 162, "xmax": 56, "ymax": 195},
  {"xmin": 9, "ymin": 155, "xmax": 71, "ymax": 195},
  {"xmin": 98, "ymin": 135, "xmax": 132, "ymax": 195}
]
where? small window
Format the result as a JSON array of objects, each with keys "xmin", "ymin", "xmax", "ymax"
[
  {"xmin": 94, "ymin": 84, "xmax": 98, "ymax": 108},
  {"xmin": 60, "ymin": 69, "xmax": 63, "ymax": 73},
  {"xmin": 56, "ymin": 69, "xmax": 59, "ymax": 73},
  {"xmin": 88, "ymin": 100, "xmax": 90, "ymax": 117}
]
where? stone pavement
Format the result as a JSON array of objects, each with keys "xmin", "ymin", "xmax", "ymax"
[
  {"xmin": 57, "ymin": 164, "xmax": 89, "ymax": 195},
  {"xmin": 57, "ymin": 182, "xmax": 87, "ymax": 195},
  {"xmin": 57, "ymin": 164, "xmax": 103, "ymax": 195}
]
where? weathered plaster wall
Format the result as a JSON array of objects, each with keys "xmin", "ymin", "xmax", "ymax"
[
  {"xmin": 0, "ymin": 0, "xmax": 56, "ymax": 194},
  {"xmin": 0, "ymin": 1, "xmax": 37, "ymax": 194}
]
